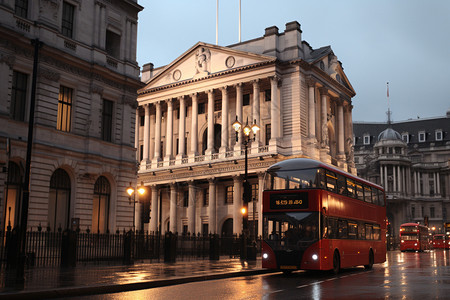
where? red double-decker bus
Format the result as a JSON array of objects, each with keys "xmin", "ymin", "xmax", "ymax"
[
  {"xmin": 432, "ymin": 234, "xmax": 449, "ymax": 250},
  {"xmin": 399, "ymin": 223, "xmax": 430, "ymax": 252},
  {"xmin": 261, "ymin": 158, "xmax": 386, "ymax": 274}
]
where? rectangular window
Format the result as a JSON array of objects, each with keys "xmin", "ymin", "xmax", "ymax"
[
  {"xmin": 348, "ymin": 222, "xmax": 357, "ymax": 239},
  {"xmin": 203, "ymin": 188, "xmax": 209, "ymax": 206},
  {"xmin": 15, "ymin": 0, "xmax": 28, "ymax": 18},
  {"xmin": 251, "ymin": 183, "xmax": 258, "ymax": 202},
  {"xmin": 265, "ymin": 124, "xmax": 271, "ymax": 145},
  {"xmin": 139, "ymin": 145, "xmax": 143, "ymax": 161},
  {"xmin": 182, "ymin": 224, "xmax": 188, "ymax": 235},
  {"xmin": 365, "ymin": 224, "xmax": 373, "ymax": 240},
  {"xmin": 183, "ymin": 191, "xmax": 189, "ymax": 207},
  {"xmin": 435, "ymin": 130, "xmax": 443, "ymax": 141},
  {"xmin": 325, "ymin": 170, "xmax": 337, "ymax": 193},
  {"xmin": 225, "ymin": 186, "xmax": 233, "ymax": 204},
  {"xmin": 356, "ymin": 183, "xmax": 364, "ymax": 201},
  {"xmin": 346, "ymin": 178, "xmax": 356, "ymax": 198},
  {"xmin": 11, "ymin": 70, "xmax": 28, "ymax": 121},
  {"xmin": 62, "ymin": 1, "xmax": 75, "ymax": 38},
  {"xmin": 140, "ymin": 115, "xmax": 145, "ymax": 126},
  {"xmin": 338, "ymin": 220, "xmax": 348, "ymax": 239},
  {"xmin": 105, "ymin": 30, "xmax": 121, "ymax": 59},
  {"xmin": 363, "ymin": 134, "xmax": 370, "ymax": 145},
  {"xmin": 402, "ymin": 133, "xmax": 409, "ymax": 143},
  {"xmin": 198, "ymin": 102, "xmax": 205, "ymax": 114},
  {"xmin": 214, "ymin": 98, "xmax": 221, "ymax": 111},
  {"xmin": 364, "ymin": 185, "xmax": 372, "ymax": 203},
  {"xmin": 57, "ymin": 86, "xmax": 73, "ymax": 132},
  {"xmin": 102, "ymin": 99, "xmax": 113, "ymax": 142},
  {"xmin": 243, "ymin": 94, "xmax": 250, "ymax": 106},
  {"xmin": 411, "ymin": 205, "xmax": 415, "ymax": 218},
  {"xmin": 418, "ymin": 131, "xmax": 426, "ymax": 142},
  {"xmin": 202, "ymin": 223, "xmax": 209, "ymax": 236},
  {"xmin": 430, "ymin": 206, "xmax": 435, "ymax": 218},
  {"xmin": 264, "ymin": 89, "xmax": 271, "ymax": 101}
]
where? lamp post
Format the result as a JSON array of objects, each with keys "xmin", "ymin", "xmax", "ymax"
[
  {"xmin": 126, "ymin": 182, "xmax": 146, "ymax": 231},
  {"xmin": 232, "ymin": 117, "xmax": 259, "ymax": 260}
]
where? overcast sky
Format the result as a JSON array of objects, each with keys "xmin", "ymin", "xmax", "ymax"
[{"xmin": 137, "ymin": 0, "xmax": 450, "ymax": 122}]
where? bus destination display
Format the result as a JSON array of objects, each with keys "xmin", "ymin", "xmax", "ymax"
[{"xmin": 270, "ymin": 193, "xmax": 308, "ymax": 210}]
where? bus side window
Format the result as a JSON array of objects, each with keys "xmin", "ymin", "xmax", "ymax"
[
  {"xmin": 338, "ymin": 220, "xmax": 348, "ymax": 239},
  {"xmin": 328, "ymin": 218, "xmax": 338, "ymax": 239},
  {"xmin": 379, "ymin": 190, "xmax": 386, "ymax": 206},
  {"xmin": 356, "ymin": 183, "xmax": 364, "ymax": 201},
  {"xmin": 348, "ymin": 222, "xmax": 357, "ymax": 239},
  {"xmin": 373, "ymin": 224, "xmax": 381, "ymax": 240},
  {"xmin": 365, "ymin": 224, "xmax": 373, "ymax": 240},
  {"xmin": 364, "ymin": 185, "xmax": 372, "ymax": 203},
  {"xmin": 358, "ymin": 221, "xmax": 366, "ymax": 239},
  {"xmin": 326, "ymin": 170, "xmax": 337, "ymax": 193},
  {"xmin": 372, "ymin": 187, "xmax": 379, "ymax": 205},
  {"xmin": 346, "ymin": 178, "xmax": 356, "ymax": 198},
  {"xmin": 337, "ymin": 174, "xmax": 346, "ymax": 196},
  {"xmin": 317, "ymin": 168, "xmax": 326, "ymax": 189}
]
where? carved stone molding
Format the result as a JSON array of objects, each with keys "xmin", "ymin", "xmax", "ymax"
[
  {"xmin": 319, "ymin": 87, "xmax": 328, "ymax": 96},
  {"xmin": 0, "ymin": 53, "xmax": 15, "ymax": 68},
  {"xmin": 90, "ymin": 83, "xmax": 104, "ymax": 95},
  {"xmin": 306, "ymin": 76, "xmax": 316, "ymax": 88},
  {"xmin": 38, "ymin": 67, "xmax": 60, "ymax": 81}
]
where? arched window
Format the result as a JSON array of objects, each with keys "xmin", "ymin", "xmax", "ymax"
[
  {"xmin": 3, "ymin": 161, "xmax": 22, "ymax": 231},
  {"xmin": 201, "ymin": 124, "xmax": 222, "ymax": 154},
  {"xmin": 92, "ymin": 176, "xmax": 111, "ymax": 233},
  {"xmin": 48, "ymin": 169, "xmax": 71, "ymax": 231}
]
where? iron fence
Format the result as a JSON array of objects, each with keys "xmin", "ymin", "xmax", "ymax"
[{"xmin": 0, "ymin": 230, "xmax": 260, "ymax": 268}]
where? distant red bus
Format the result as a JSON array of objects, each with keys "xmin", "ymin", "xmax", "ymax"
[
  {"xmin": 432, "ymin": 234, "xmax": 450, "ymax": 250},
  {"xmin": 262, "ymin": 158, "xmax": 386, "ymax": 274},
  {"xmin": 399, "ymin": 223, "xmax": 430, "ymax": 252}
]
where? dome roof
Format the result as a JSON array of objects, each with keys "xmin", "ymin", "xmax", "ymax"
[{"xmin": 377, "ymin": 127, "xmax": 402, "ymax": 142}]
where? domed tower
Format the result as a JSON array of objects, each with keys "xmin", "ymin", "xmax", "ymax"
[{"xmin": 374, "ymin": 127, "xmax": 411, "ymax": 195}]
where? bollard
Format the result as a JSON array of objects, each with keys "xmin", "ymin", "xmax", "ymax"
[
  {"xmin": 123, "ymin": 230, "xmax": 134, "ymax": 265},
  {"xmin": 209, "ymin": 234, "xmax": 219, "ymax": 260},
  {"xmin": 61, "ymin": 230, "xmax": 77, "ymax": 267}
]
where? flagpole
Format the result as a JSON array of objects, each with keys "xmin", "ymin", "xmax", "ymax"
[
  {"xmin": 239, "ymin": 0, "xmax": 241, "ymax": 42},
  {"xmin": 216, "ymin": 0, "xmax": 219, "ymax": 45},
  {"xmin": 387, "ymin": 82, "xmax": 391, "ymax": 124}
]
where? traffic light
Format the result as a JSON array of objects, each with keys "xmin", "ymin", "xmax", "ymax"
[{"xmin": 243, "ymin": 181, "xmax": 251, "ymax": 203}]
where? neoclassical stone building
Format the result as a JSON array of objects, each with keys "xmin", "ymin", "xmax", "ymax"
[
  {"xmin": 0, "ymin": 0, "xmax": 143, "ymax": 233},
  {"xmin": 353, "ymin": 111, "xmax": 450, "ymax": 238},
  {"xmin": 137, "ymin": 21, "xmax": 356, "ymax": 236}
]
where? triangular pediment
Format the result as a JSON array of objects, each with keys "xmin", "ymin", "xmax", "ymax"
[
  {"xmin": 141, "ymin": 42, "xmax": 276, "ymax": 90},
  {"xmin": 310, "ymin": 48, "xmax": 355, "ymax": 94}
]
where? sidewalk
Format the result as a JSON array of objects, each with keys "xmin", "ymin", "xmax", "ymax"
[{"xmin": 0, "ymin": 257, "xmax": 274, "ymax": 299}]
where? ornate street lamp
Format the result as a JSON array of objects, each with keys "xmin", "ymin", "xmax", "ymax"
[
  {"xmin": 233, "ymin": 117, "xmax": 259, "ymax": 260},
  {"xmin": 126, "ymin": 182, "xmax": 146, "ymax": 231}
]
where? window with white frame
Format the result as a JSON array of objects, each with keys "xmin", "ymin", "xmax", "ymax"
[
  {"xmin": 418, "ymin": 131, "xmax": 426, "ymax": 142},
  {"xmin": 435, "ymin": 129, "xmax": 443, "ymax": 141},
  {"xmin": 401, "ymin": 133, "xmax": 409, "ymax": 143},
  {"xmin": 363, "ymin": 134, "xmax": 370, "ymax": 145}
]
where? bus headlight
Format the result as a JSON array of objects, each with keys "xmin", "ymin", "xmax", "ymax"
[
  {"xmin": 312, "ymin": 254, "xmax": 318, "ymax": 260},
  {"xmin": 414, "ymin": 243, "xmax": 417, "ymax": 246},
  {"xmin": 262, "ymin": 253, "xmax": 269, "ymax": 259}
]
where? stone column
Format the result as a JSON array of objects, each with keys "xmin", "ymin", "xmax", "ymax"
[
  {"xmin": 252, "ymin": 80, "xmax": 261, "ymax": 144},
  {"xmin": 436, "ymin": 172, "xmax": 441, "ymax": 196},
  {"xmin": 136, "ymin": 107, "xmax": 141, "ymax": 161},
  {"xmin": 169, "ymin": 183, "xmax": 177, "ymax": 233},
  {"xmin": 220, "ymin": 87, "xmax": 229, "ymax": 153},
  {"xmin": 384, "ymin": 165, "xmax": 388, "ymax": 190},
  {"xmin": 206, "ymin": 90, "xmax": 215, "ymax": 156},
  {"xmin": 153, "ymin": 101, "xmax": 162, "ymax": 162},
  {"xmin": 270, "ymin": 76, "xmax": 280, "ymax": 143},
  {"xmin": 337, "ymin": 99, "xmax": 345, "ymax": 156},
  {"xmin": 188, "ymin": 181, "xmax": 196, "ymax": 234},
  {"xmin": 177, "ymin": 96, "xmax": 186, "ymax": 160},
  {"xmin": 234, "ymin": 83, "xmax": 243, "ymax": 151},
  {"xmin": 393, "ymin": 166, "xmax": 397, "ymax": 192},
  {"xmin": 307, "ymin": 77, "xmax": 316, "ymax": 138},
  {"xmin": 319, "ymin": 87, "xmax": 329, "ymax": 149},
  {"xmin": 233, "ymin": 176, "xmax": 242, "ymax": 234},
  {"xmin": 397, "ymin": 166, "xmax": 401, "ymax": 192},
  {"xmin": 208, "ymin": 178, "xmax": 216, "ymax": 234},
  {"xmin": 190, "ymin": 93, "xmax": 199, "ymax": 157},
  {"xmin": 150, "ymin": 185, "xmax": 159, "ymax": 233},
  {"xmin": 142, "ymin": 104, "xmax": 150, "ymax": 162},
  {"xmin": 165, "ymin": 99, "xmax": 174, "ymax": 161},
  {"xmin": 380, "ymin": 164, "xmax": 384, "ymax": 188}
]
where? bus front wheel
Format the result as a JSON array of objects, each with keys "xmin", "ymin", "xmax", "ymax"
[
  {"xmin": 333, "ymin": 251, "xmax": 340, "ymax": 274},
  {"xmin": 364, "ymin": 250, "xmax": 374, "ymax": 270}
]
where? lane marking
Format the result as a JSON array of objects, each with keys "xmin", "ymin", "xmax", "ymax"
[{"xmin": 296, "ymin": 272, "xmax": 361, "ymax": 289}]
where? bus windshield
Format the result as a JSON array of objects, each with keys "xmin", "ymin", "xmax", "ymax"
[
  {"xmin": 400, "ymin": 226, "xmax": 419, "ymax": 235},
  {"xmin": 263, "ymin": 212, "xmax": 319, "ymax": 251},
  {"xmin": 265, "ymin": 167, "xmax": 323, "ymax": 190}
]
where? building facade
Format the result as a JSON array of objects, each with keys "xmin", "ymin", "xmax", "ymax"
[
  {"xmin": 137, "ymin": 22, "xmax": 356, "ymax": 237},
  {"xmin": 353, "ymin": 111, "xmax": 450, "ymax": 238},
  {"xmin": 0, "ymin": 0, "xmax": 143, "ymax": 234}
]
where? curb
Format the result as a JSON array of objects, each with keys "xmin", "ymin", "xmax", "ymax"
[{"xmin": 0, "ymin": 269, "xmax": 278, "ymax": 300}]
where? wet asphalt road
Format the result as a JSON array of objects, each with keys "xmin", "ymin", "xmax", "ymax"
[{"xmin": 69, "ymin": 250, "xmax": 450, "ymax": 300}]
